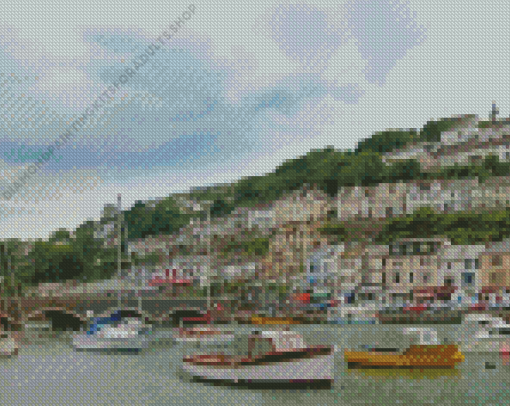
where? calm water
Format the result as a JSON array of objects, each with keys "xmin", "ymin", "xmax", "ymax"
[{"xmin": 1, "ymin": 325, "xmax": 509, "ymax": 406}]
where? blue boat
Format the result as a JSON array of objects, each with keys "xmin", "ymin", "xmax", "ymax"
[{"xmin": 73, "ymin": 310, "xmax": 152, "ymax": 351}]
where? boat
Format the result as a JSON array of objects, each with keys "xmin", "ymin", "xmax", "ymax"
[
  {"xmin": 250, "ymin": 316, "xmax": 303, "ymax": 325},
  {"xmin": 344, "ymin": 328, "xmax": 464, "ymax": 369},
  {"xmin": 327, "ymin": 307, "xmax": 378, "ymax": 325},
  {"xmin": 72, "ymin": 310, "xmax": 152, "ymax": 351},
  {"xmin": 181, "ymin": 330, "xmax": 335, "ymax": 387},
  {"xmin": 0, "ymin": 333, "xmax": 18, "ymax": 357},
  {"xmin": 460, "ymin": 314, "xmax": 510, "ymax": 353},
  {"xmin": 173, "ymin": 327, "xmax": 235, "ymax": 344}
]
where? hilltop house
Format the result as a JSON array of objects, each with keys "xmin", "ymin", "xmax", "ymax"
[
  {"xmin": 272, "ymin": 184, "xmax": 332, "ymax": 226},
  {"xmin": 336, "ymin": 175, "xmax": 510, "ymax": 222}
]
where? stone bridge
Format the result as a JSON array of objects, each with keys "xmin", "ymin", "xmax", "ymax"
[{"xmin": 4, "ymin": 295, "xmax": 212, "ymax": 328}]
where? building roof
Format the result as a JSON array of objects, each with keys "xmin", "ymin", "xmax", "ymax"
[
  {"xmin": 484, "ymin": 239, "xmax": 510, "ymax": 253},
  {"xmin": 442, "ymin": 244, "xmax": 486, "ymax": 260}
]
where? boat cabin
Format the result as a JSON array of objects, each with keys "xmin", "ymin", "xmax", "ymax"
[{"xmin": 403, "ymin": 328, "xmax": 439, "ymax": 345}]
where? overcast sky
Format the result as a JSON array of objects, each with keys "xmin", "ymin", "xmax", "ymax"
[{"xmin": 0, "ymin": 0, "xmax": 509, "ymax": 240}]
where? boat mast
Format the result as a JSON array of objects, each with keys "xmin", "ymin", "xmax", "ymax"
[{"xmin": 117, "ymin": 193, "xmax": 122, "ymax": 308}]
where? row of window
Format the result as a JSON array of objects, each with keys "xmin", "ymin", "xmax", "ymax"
[{"xmin": 385, "ymin": 272, "xmax": 474, "ymax": 285}]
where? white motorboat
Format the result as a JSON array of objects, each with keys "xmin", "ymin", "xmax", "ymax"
[
  {"xmin": 460, "ymin": 314, "xmax": 510, "ymax": 353},
  {"xmin": 173, "ymin": 327, "xmax": 235, "ymax": 344},
  {"xmin": 73, "ymin": 310, "xmax": 152, "ymax": 351},
  {"xmin": 181, "ymin": 330, "xmax": 335, "ymax": 387},
  {"xmin": 0, "ymin": 333, "xmax": 18, "ymax": 357}
]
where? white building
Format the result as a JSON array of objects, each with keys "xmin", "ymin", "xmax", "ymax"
[
  {"xmin": 304, "ymin": 244, "xmax": 345, "ymax": 290},
  {"xmin": 248, "ymin": 209, "xmax": 275, "ymax": 230},
  {"xmin": 439, "ymin": 244, "xmax": 486, "ymax": 303}
]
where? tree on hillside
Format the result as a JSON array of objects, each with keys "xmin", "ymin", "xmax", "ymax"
[
  {"xmin": 49, "ymin": 228, "xmax": 71, "ymax": 244},
  {"xmin": 355, "ymin": 129, "xmax": 418, "ymax": 154}
]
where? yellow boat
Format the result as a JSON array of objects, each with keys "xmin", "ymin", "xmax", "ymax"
[
  {"xmin": 348, "ymin": 368, "xmax": 461, "ymax": 380},
  {"xmin": 345, "ymin": 328, "xmax": 465, "ymax": 369},
  {"xmin": 250, "ymin": 317, "xmax": 302, "ymax": 325}
]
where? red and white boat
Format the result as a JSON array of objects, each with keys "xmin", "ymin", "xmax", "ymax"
[{"xmin": 181, "ymin": 330, "xmax": 335, "ymax": 386}]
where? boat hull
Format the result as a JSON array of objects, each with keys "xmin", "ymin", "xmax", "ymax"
[
  {"xmin": 181, "ymin": 352, "xmax": 335, "ymax": 384},
  {"xmin": 345, "ymin": 345, "xmax": 464, "ymax": 369},
  {"xmin": 250, "ymin": 317, "xmax": 302, "ymax": 325}
]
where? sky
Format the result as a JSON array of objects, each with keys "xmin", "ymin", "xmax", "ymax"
[{"xmin": 0, "ymin": 0, "xmax": 509, "ymax": 240}]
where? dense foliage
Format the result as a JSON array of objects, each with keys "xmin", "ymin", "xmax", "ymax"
[
  {"xmin": 125, "ymin": 197, "xmax": 194, "ymax": 240},
  {"xmin": 377, "ymin": 207, "xmax": 510, "ymax": 245}
]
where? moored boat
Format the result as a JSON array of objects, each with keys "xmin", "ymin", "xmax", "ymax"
[
  {"xmin": 345, "ymin": 328, "xmax": 464, "ymax": 369},
  {"xmin": 73, "ymin": 310, "xmax": 152, "ymax": 351},
  {"xmin": 250, "ymin": 317, "xmax": 303, "ymax": 325},
  {"xmin": 460, "ymin": 314, "xmax": 510, "ymax": 353},
  {"xmin": 0, "ymin": 333, "xmax": 18, "ymax": 357},
  {"xmin": 181, "ymin": 330, "xmax": 335, "ymax": 386}
]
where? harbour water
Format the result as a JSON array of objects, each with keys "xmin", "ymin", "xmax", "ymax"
[{"xmin": 1, "ymin": 325, "xmax": 509, "ymax": 405}]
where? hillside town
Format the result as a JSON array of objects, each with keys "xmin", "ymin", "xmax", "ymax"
[{"xmin": 2, "ymin": 105, "xmax": 510, "ymax": 326}]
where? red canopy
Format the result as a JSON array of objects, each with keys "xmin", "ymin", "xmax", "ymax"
[
  {"xmin": 295, "ymin": 293, "xmax": 311, "ymax": 303},
  {"xmin": 480, "ymin": 286, "xmax": 508, "ymax": 294}
]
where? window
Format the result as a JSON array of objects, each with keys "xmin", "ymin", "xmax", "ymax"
[
  {"xmin": 409, "ymin": 273, "xmax": 414, "ymax": 284},
  {"xmin": 382, "ymin": 259, "xmax": 386, "ymax": 267},
  {"xmin": 423, "ymin": 274, "xmax": 429, "ymax": 283},
  {"xmin": 386, "ymin": 207, "xmax": 393, "ymax": 218},
  {"xmin": 420, "ymin": 184, "xmax": 431, "ymax": 191},
  {"xmin": 463, "ymin": 273, "xmax": 474, "ymax": 285},
  {"xmin": 310, "ymin": 265, "xmax": 315, "ymax": 273},
  {"xmin": 448, "ymin": 262, "xmax": 452, "ymax": 270},
  {"xmin": 492, "ymin": 256, "xmax": 503, "ymax": 267},
  {"xmin": 382, "ymin": 272, "xmax": 386, "ymax": 285},
  {"xmin": 395, "ymin": 273, "xmax": 400, "ymax": 284}
]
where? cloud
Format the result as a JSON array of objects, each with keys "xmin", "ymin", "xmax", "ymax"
[
  {"xmin": 269, "ymin": 4, "xmax": 348, "ymax": 71},
  {"xmin": 345, "ymin": 0, "xmax": 427, "ymax": 86}
]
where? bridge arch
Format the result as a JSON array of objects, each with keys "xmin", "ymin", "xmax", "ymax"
[
  {"xmin": 26, "ymin": 308, "xmax": 87, "ymax": 332},
  {"xmin": 171, "ymin": 308, "xmax": 209, "ymax": 325}
]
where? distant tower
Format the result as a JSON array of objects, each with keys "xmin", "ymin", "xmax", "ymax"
[{"xmin": 491, "ymin": 101, "xmax": 499, "ymax": 121}]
